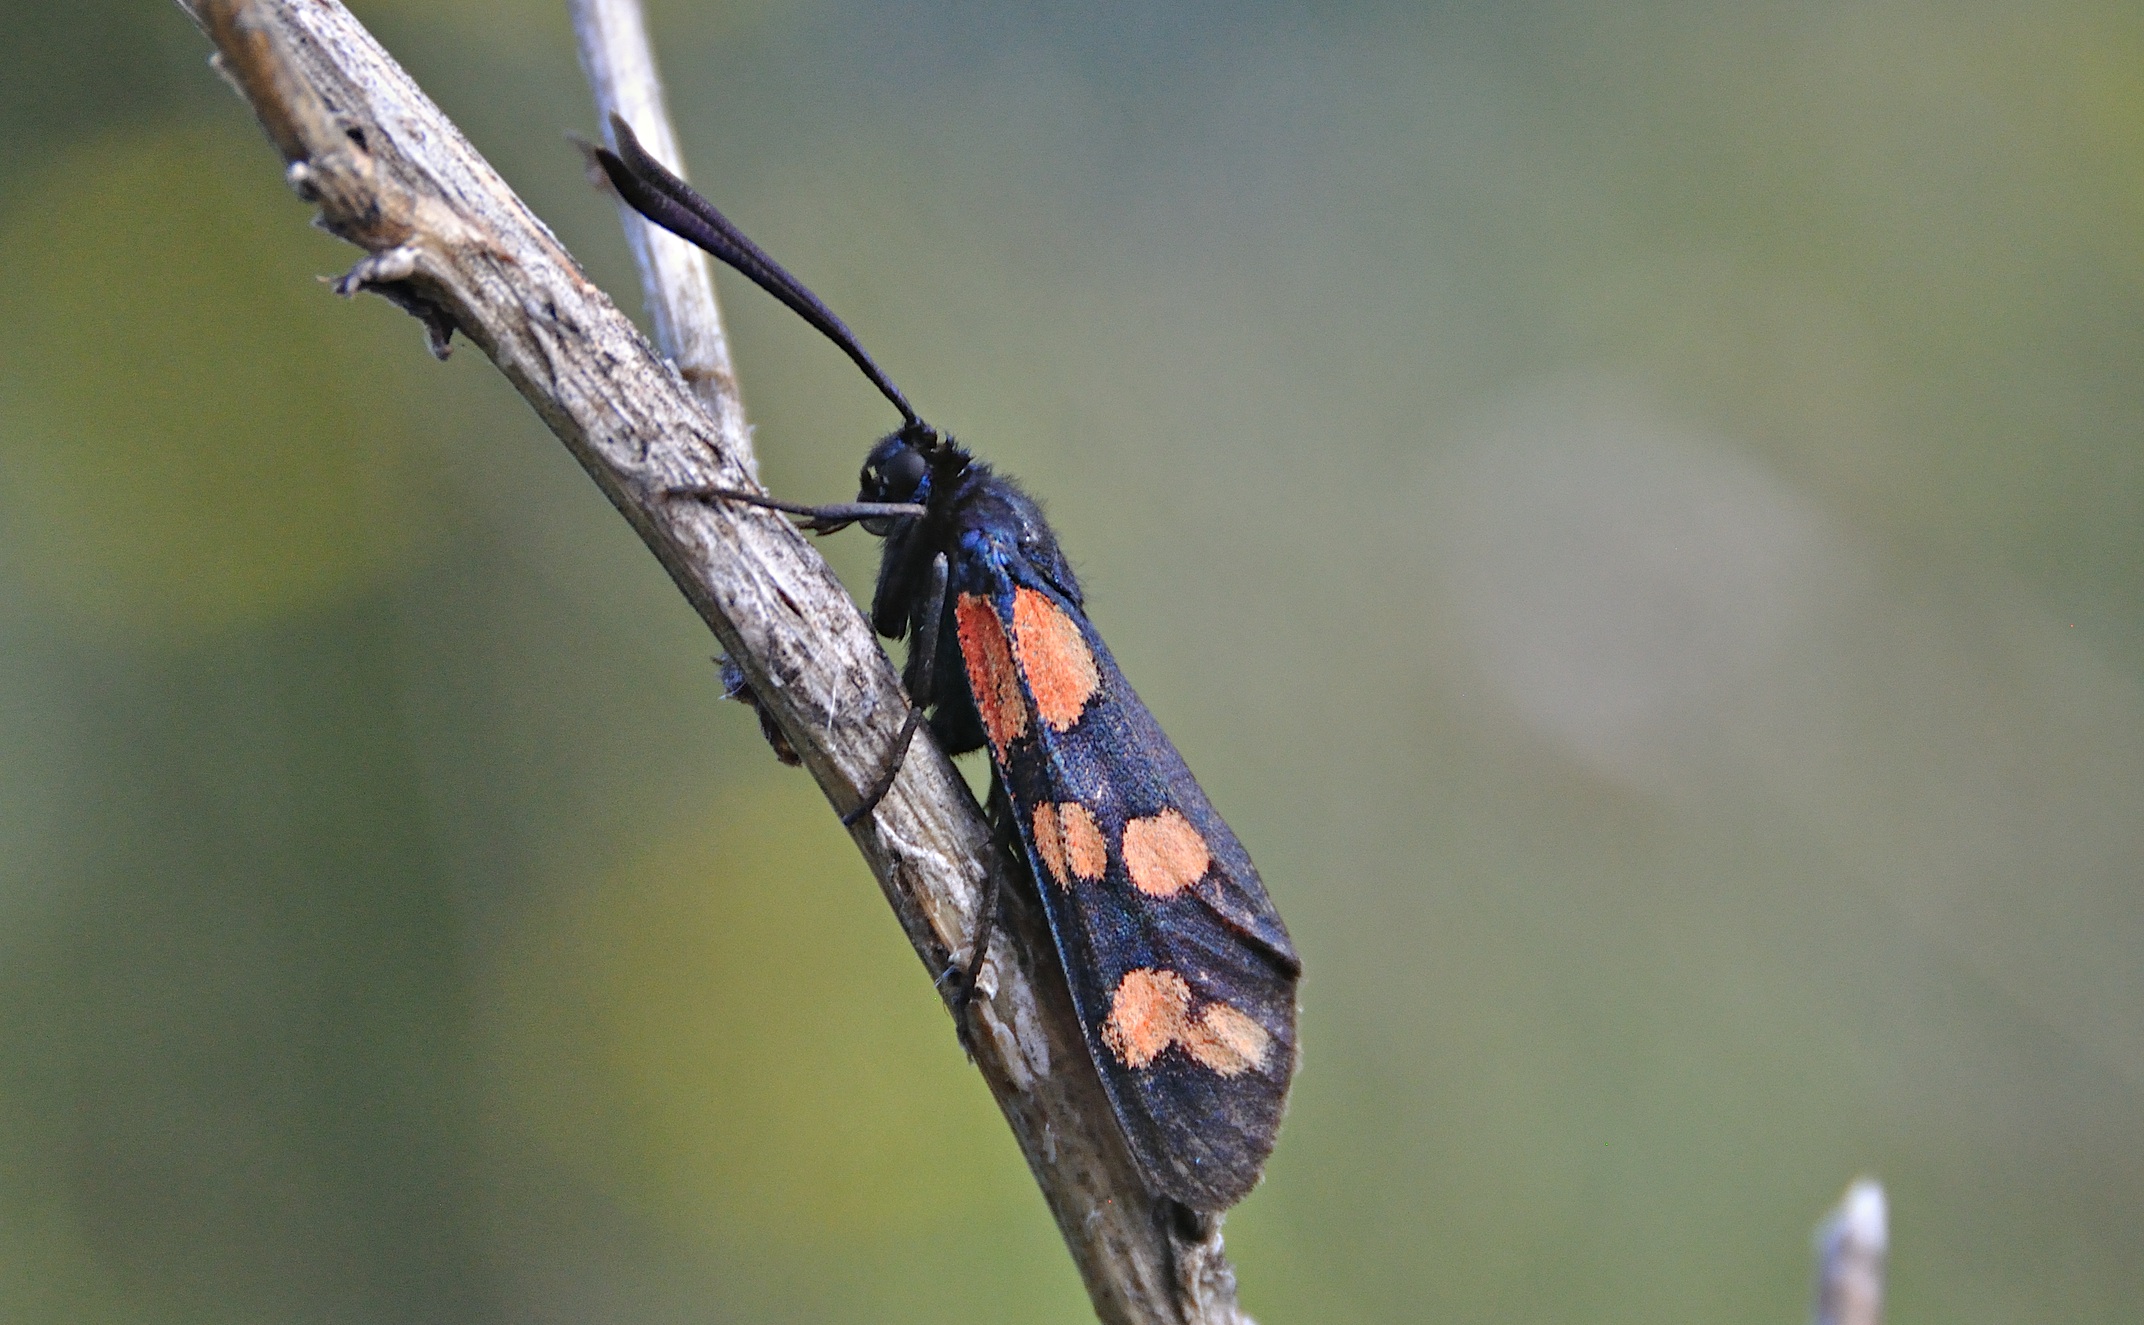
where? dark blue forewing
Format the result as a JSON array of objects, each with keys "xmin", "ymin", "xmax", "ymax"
[{"xmin": 948, "ymin": 534, "xmax": 1299, "ymax": 1210}]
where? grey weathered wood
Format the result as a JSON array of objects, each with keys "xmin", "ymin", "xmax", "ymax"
[{"xmin": 175, "ymin": 2, "xmax": 1253, "ymax": 1321}]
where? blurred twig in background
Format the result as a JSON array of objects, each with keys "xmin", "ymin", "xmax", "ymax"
[
  {"xmin": 565, "ymin": 0, "xmax": 747, "ymax": 471},
  {"xmin": 1813, "ymin": 1178, "xmax": 1888, "ymax": 1325},
  {"xmin": 174, "ymin": 0, "xmax": 1252, "ymax": 1320}
]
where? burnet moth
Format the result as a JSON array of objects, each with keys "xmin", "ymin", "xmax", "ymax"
[{"xmin": 595, "ymin": 118, "xmax": 1299, "ymax": 1211}]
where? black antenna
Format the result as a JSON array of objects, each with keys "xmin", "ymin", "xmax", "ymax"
[{"xmin": 594, "ymin": 115, "xmax": 924, "ymax": 433}]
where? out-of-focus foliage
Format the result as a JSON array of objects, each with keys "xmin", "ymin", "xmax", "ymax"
[
  {"xmin": 1, "ymin": 1, "xmax": 2138, "ymax": 1322},
  {"xmin": 483, "ymin": 782, "xmax": 1084, "ymax": 1320},
  {"xmin": 0, "ymin": 124, "xmax": 434, "ymax": 636}
]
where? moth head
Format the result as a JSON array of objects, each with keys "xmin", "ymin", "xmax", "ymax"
[
  {"xmin": 593, "ymin": 120, "xmax": 946, "ymax": 537},
  {"xmin": 857, "ymin": 423, "xmax": 939, "ymax": 534}
]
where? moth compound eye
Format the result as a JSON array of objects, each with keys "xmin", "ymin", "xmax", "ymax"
[{"xmin": 883, "ymin": 445, "xmax": 929, "ymax": 500}]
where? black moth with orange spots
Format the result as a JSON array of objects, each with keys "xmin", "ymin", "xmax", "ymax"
[{"xmin": 595, "ymin": 117, "xmax": 1299, "ymax": 1212}]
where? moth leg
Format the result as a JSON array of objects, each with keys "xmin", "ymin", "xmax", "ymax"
[
  {"xmin": 837, "ymin": 707, "xmax": 921, "ymax": 827},
  {"xmin": 666, "ymin": 483, "xmax": 926, "ymax": 535},
  {"xmin": 945, "ymin": 766, "xmax": 1016, "ymax": 1039},
  {"xmin": 839, "ymin": 553, "xmax": 948, "ymax": 827},
  {"xmin": 717, "ymin": 655, "xmax": 800, "ymax": 765}
]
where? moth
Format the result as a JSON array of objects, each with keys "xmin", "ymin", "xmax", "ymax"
[{"xmin": 595, "ymin": 118, "xmax": 1299, "ymax": 1211}]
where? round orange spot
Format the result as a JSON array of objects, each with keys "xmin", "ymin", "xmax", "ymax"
[
  {"xmin": 956, "ymin": 593, "xmax": 1027, "ymax": 754},
  {"xmin": 1011, "ymin": 587, "xmax": 1100, "ymax": 731},
  {"xmin": 1101, "ymin": 968, "xmax": 1190, "ymax": 1068},
  {"xmin": 1032, "ymin": 802, "xmax": 1107, "ymax": 890},
  {"xmin": 1032, "ymin": 803, "xmax": 1066, "ymax": 888},
  {"xmin": 1121, "ymin": 809, "xmax": 1211, "ymax": 898},
  {"xmin": 1182, "ymin": 1002, "xmax": 1272, "ymax": 1077},
  {"xmin": 1061, "ymin": 802, "xmax": 1108, "ymax": 882}
]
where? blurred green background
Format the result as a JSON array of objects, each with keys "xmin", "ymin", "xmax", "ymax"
[{"xmin": 2, "ymin": 1, "xmax": 2140, "ymax": 1320}]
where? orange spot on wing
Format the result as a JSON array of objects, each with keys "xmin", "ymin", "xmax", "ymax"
[
  {"xmin": 1033, "ymin": 801, "xmax": 1108, "ymax": 890},
  {"xmin": 1103, "ymin": 973, "xmax": 1272, "ymax": 1077},
  {"xmin": 1102, "ymin": 968, "xmax": 1190, "ymax": 1068},
  {"xmin": 956, "ymin": 593, "xmax": 1026, "ymax": 754},
  {"xmin": 1122, "ymin": 809, "xmax": 1211, "ymax": 898},
  {"xmin": 1061, "ymin": 802, "xmax": 1107, "ymax": 881},
  {"xmin": 1011, "ymin": 587, "xmax": 1100, "ymax": 731},
  {"xmin": 1032, "ymin": 803, "xmax": 1066, "ymax": 887},
  {"xmin": 1182, "ymin": 1001, "xmax": 1272, "ymax": 1077}
]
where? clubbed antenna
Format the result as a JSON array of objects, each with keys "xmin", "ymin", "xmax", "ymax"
[{"xmin": 593, "ymin": 115, "xmax": 923, "ymax": 432}]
